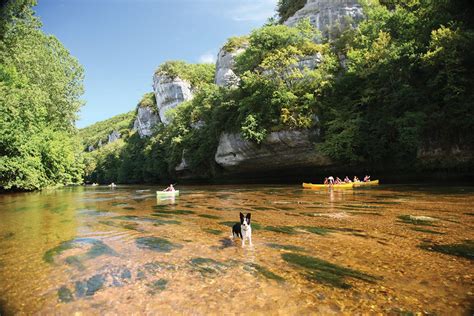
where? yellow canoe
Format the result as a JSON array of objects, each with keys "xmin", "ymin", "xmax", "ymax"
[
  {"xmin": 302, "ymin": 182, "xmax": 354, "ymax": 189},
  {"xmin": 353, "ymin": 180, "xmax": 379, "ymax": 187}
]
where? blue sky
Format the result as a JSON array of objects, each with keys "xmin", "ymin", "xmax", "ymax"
[{"xmin": 35, "ymin": 0, "xmax": 278, "ymax": 128}]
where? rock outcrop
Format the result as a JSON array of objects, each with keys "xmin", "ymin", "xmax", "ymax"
[
  {"xmin": 284, "ymin": 0, "xmax": 364, "ymax": 38},
  {"xmin": 133, "ymin": 106, "xmax": 160, "ymax": 138},
  {"xmin": 153, "ymin": 75, "xmax": 193, "ymax": 125},
  {"xmin": 214, "ymin": 130, "xmax": 331, "ymax": 173},
  {"xmin": 108, "ymin": 130, "xmax": 121, "ymax": 144},
  {"xmin": 215, "ymin": 45, "xmax": 247, "ymax": 88}
]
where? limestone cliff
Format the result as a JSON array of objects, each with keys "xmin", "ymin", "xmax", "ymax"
[
  {"xmin": 214, "ymin": 130, "xmax": 331, "ymax": 173},
  {"xmin": 284, "ymin": 0, "xmax": 364, "ymax": 38},
  {"xmin": 108, "ymin": 130, "xmax": 121, "ymax": 143},
  {"xmin": 215, "ymin": 45, "xmax": 247, "ymax": 88},
  {"xmin": 133, "ymin": 107, "xmax": 160, "ymax": 138},
  {"xmin": 153, "ymin": 74, "xmax": 193, "ymax": 125}
]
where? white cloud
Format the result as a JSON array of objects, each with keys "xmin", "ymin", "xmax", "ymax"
[
  {"xmin": 227, "ymin": 0, "xmax": 278, "ymax": 22},
  {"xmin": 198, "ymin": 52, "xmax": 217, "ymax": 64}
]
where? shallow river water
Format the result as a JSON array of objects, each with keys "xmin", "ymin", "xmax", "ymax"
[{"xmin": 0, "ymin": 184, "xmax": 473, "ymax": 315}]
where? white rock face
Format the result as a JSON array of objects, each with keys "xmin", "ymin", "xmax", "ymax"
[
  {"xmin": 153, "ymin": 75, "xmax": 193, "ymax": 125},
  {"xmin": 214, "ymin": 130, "xmax": 331, "ymax": 172},
  {"xmin": 133, "ymin": 106, "xmax": 160, "ymax": 138},
  {"xmin": 108, "ymin": 130, "xmax": 121, "ymax": 143},
  {"xmin": 284, "ymin": 0, "xmax": 364, "ymax": 38},
  {"xmin": 215, "ymin": 46, "xmax": 247, "ymax": 87}
]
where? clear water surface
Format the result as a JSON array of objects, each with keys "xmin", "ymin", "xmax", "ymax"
[{"xmin": 0, "ymin": 184, "xmax": 472, "ymax": 314}]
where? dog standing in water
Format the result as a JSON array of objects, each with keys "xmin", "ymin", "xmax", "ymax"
[{"xmin": 232, "ymin": 212, "xmax": 252, "ymax": 247}]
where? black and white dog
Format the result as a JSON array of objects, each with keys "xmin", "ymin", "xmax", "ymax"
[{"xmin": 232, "ymin": 212, "xmax": 252, "ymax": 247}]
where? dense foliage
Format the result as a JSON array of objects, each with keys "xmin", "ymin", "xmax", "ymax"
[
  {"xmin": 317, "ymin": 0, "xmax": 474, "ymax": 168},
  {"xmin": 0, "ymin": 0, "xmax": 85, "ymax": 190},
  {"xmin": 78, "ymin": 110, "xmax": 135, "ymax": 151}
]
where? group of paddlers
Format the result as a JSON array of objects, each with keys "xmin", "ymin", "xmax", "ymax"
[{"xmin": 324, "ymin": 175, "xmax": 371, "ymax": 185}]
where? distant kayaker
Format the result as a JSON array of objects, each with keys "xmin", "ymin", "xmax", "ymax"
[
  {"xmin": 163, "ymin": 184, "xmax": 175, "ymax": 192},
  {"xmin": 364, "ymin": 175, "xmax": 371, "ymax": 182},
  {"xmin": 328, "ymin": 176, "xmax": 334, "ymax": 184},
  {"xmin": 344, "ymin": 176, "xmax": 352, "ymax": 183}
]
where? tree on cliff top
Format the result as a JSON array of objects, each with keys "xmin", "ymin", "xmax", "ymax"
[{"xmin": 154, "ymin": 61, "xmax": 215, "ymax": 89}]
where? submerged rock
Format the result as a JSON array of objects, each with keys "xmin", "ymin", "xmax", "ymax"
[{"xmin": 214, "ymin": 130, "xmax": 330, "ymax": 173}]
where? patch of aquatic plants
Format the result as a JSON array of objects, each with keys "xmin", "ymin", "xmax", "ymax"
[
  {"xmin": 282, "ymin": 253, "xmax": 379, "ymax": 289},
  {"xmin": 75, "ymin": 274, "xmax": 106, "ymax": 297},
  {"xmin": 57, "ymin": 286, "xmax": 74, "ymax": 302},
  {"xmin": 264, "ymin": 226, "xmax": 298, "ymax": 235},
  {"xmin": 152, "ymin": 219, "xmax": 181, "ymax": 226},
  {"xmin": 347, "ymin": 211, "xmax": 383, "ymax": 216},
  {"xmin": 43, "ymin": 238, "xmax": 117, "ymax": 265},
  {"xmin": 135, "ymin": 237, "xmax": 182, "ymax": 253},
  {"xmin": 398, "ymin": 215, "xmax": 437, "ymax": 226},
  {"xmin": 297, "ymin": 226, "xmax": 333, "ymax": 236},
  {"xmin": 99, "ymin": 220, "xmax": 142, "ymax": 232},
  {"xmin": 57, "ymin": 265, "xmax": 136, "ymax": 302},
  {"xmin": 147, "ymin": 279, "xmax": 168, "ymax": 295},
  {"xmin": 243, "ymin": 263, "xmax": 284, "ymax": 282},
  {"xmin": 198, "ymin": 214, "xmax": 221, "ymax": 219},
  {"xmin": 189, "ymin": 257, "xmax": 236, "ymax": 277},
  {"xmin": 419, "ymin": 240, "xmax": 474, "ymax": 260},
  {"xmin": 1, "ymin": 232, "xmax": 14, "ymax": 240},
  {"xmin": 153, "ymin": 209, "xmax": 195, "ymax": 215},
  {"xmin": 143, "ymin": 261, "xmax": 176, "ymax": 275},
  {"xmin": 203, "ymin": 228, "xmax": 223, "ymax": 235},
  {"xmin": 410, "ymin": 227, "xmax": 445, "ymax": 235},
  {"xmin": 266, "ymin": 243, "xmax": 306, "ymax": 252}
]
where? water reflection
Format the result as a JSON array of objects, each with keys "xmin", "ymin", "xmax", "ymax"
[{"xmin": 0, "ymin": 185, "xmax": 472, "ymax": 314}]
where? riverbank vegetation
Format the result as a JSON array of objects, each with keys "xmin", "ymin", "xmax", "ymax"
[{"xmin": 0, "ymin": 0, "xmax": 85, "ymax": 190}]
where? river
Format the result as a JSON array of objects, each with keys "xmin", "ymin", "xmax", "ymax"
[{"xmin": 0, "ymin": 184, "xmax": 472, "ymax": 314}]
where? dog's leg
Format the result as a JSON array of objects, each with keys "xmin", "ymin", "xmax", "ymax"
[
  {"xmin": 241, "ymin": 236, "xmax": 245, "ymax": 247},
  {"xmin": 248, "ymin": 235, "xmax": 253, "ymax": 246}
]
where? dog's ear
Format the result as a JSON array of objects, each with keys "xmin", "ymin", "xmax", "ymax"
[
  {"xmin": 246, "ymin": 213, "xmax": 251, "ymax": 220},
  {"xmin": 240, "ymin": 212, "xmax": 244, "ymax": 218}
]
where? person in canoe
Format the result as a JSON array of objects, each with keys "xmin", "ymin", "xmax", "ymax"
[
  {"xmin": 344, "ymin": 176, "xmax": 352, "ymax": 183},
  {"xmin": 364, "ymin": 175, "xmax": 371, "ymax": 182},
  {"xmin": 163, "ymin": 184, "xmax": 175, "ymax": 192},
  {"xmin": 335, "ymin": 177, "xmax": 343, "ymax": 184},
  {"xmin": 353, "ymin": 176, "xmax": 360, "ymax": 182},
  {"xmin": 327, "ymin": 176, "xmax": 335, "ymax": 185},
  {"xmin": 324, "ymin": 177, "xmax": 329, "ymax": 185}
]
